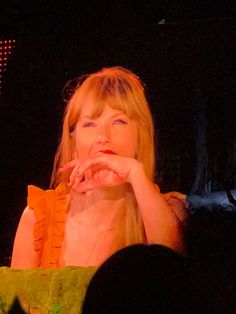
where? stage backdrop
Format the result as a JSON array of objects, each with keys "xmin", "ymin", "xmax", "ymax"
[{"xmin": 0, "ymin": 3, "xmax": 235, "ymax": 265}]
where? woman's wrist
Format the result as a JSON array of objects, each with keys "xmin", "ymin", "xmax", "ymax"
[{"xmin": 127, "ymin": 160, "xmax": 147, "ymax": 185}]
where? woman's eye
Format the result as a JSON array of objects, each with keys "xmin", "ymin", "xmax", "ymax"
[
  {"xmin": 82, "ymin": 121, "xmax": 96, "ymax": 127},
  {"xmin": 113, "ymin": 119, "xmax": 127, "ymax": 125}
]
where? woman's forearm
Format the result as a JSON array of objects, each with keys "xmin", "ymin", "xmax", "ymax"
[{"xmin": 129, "ymin": 163, "xmax": 185, "ymax": 254}]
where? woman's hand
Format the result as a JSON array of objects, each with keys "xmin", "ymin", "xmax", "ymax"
[{"xmin": 60, "ymin": 154, "xmax": 141, "ymax": 192}]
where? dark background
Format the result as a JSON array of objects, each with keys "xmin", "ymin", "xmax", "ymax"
[{"xmin": 0, "ymin": 1, "xmax": 235, "ymax": 265}]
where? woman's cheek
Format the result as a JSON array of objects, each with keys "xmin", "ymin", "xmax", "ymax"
[{"xmin": 76, "ymin": 135, "xmax": 96, "ymax": 157}]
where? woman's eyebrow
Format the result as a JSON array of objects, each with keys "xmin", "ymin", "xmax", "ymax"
[
  {"xmin": 79, "ymin": 112, "xmax": 127, "ymax": 120},
  {"xmin": 79, "ymin": 115, "xmax": 92, "ymax": 119},
  {"xmin": 110, "ymin": 112, "xmax": 127, "ymax": 118}
]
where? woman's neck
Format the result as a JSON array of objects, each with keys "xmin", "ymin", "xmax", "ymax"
[{"xmin": 69, "ymin": 184, "xmax": 131, "ymax": 230}]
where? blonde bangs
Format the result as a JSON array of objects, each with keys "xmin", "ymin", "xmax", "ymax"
[{"xmin": 74, "ymin": 73, "xmax": 146, "ymax": 121}]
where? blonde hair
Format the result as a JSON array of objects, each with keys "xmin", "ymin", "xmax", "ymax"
[
  {"xmin": 50, "ymin": 66, "xmax": 155, "ymax": 251},
  {"xmin": 51, "ymin": 66, "xmax": 155, "ymax": 187}
]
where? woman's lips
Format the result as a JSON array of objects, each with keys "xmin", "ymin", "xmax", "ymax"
[{"xmin": 100, "ymin": 150, "xmax": 116, "ymax": 154}]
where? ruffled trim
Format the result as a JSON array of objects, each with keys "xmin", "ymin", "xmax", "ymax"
[
  {"xmin": 27, "ymin": 185, "xmax": 48, "ymax": 262},
  {"xmin": 50, "ymin": 183, "xmax": 68, "ymax": 267},
  {"xmin": 27, "ymin": 183, "xmax": 68, "ymax": 268}
]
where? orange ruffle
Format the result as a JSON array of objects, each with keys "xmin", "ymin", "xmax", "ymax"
[{"xmin": 27, "ymin": 183, "xmax": 68, "ymax": 268}]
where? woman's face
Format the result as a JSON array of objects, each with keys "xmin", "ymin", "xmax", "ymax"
[{"xmin": 74, "ymin": 97, "xmax": 138, "ymax": 159}]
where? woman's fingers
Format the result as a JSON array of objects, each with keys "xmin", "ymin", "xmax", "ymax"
[
  {"xmin": 59, "ymin": 154, "xmax": 135, "ymax": 192},
  {"xmin": 78, "ymin": 159, "xmax": 109, "ymax": 178},
  {"xmin": 59, "ymin": 159, "xmax": 78, "ymax": 172},
  {"xmin": 76, "ymin": 179, "xmax": 101, "ymax": 193},
  {"xmin": 75, "ymin": 169, "xmax": 124, "ymax": 193},
  {"xmin": 77, "ymin": 155, "xmax": 129, "ymax": 180},
  {"xmin": 68, "ymin": 163, "xmax": 80, "ymax": 186}
]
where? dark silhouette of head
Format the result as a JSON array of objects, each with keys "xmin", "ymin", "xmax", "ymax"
[{"xmin": 82, "ymin": 244, "xmax": 189, "ymax": 314}]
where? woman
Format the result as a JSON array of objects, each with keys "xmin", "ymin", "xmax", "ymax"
[{"xmin": 11, "ymin": 66, "xmax": 188, "ymax": 268}]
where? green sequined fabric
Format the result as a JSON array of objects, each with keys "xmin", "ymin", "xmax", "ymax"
[{"xmin": 0, "ymin": 266, "xmax": 97, "ymax": 313}]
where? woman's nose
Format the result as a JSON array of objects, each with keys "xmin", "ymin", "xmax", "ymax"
[{"xmin": 96, "ymin": 126, "xmax": 111, "ymax": 143}]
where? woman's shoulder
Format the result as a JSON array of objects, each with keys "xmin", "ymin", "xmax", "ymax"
[{"xmin": 27, "ymin": 182, "xmax": 69, "ymax": 211}]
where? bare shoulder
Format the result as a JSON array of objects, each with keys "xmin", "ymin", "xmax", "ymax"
[{"xmin": 20, "ymin": 206, "xmax": 36, "ymax": 223}]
